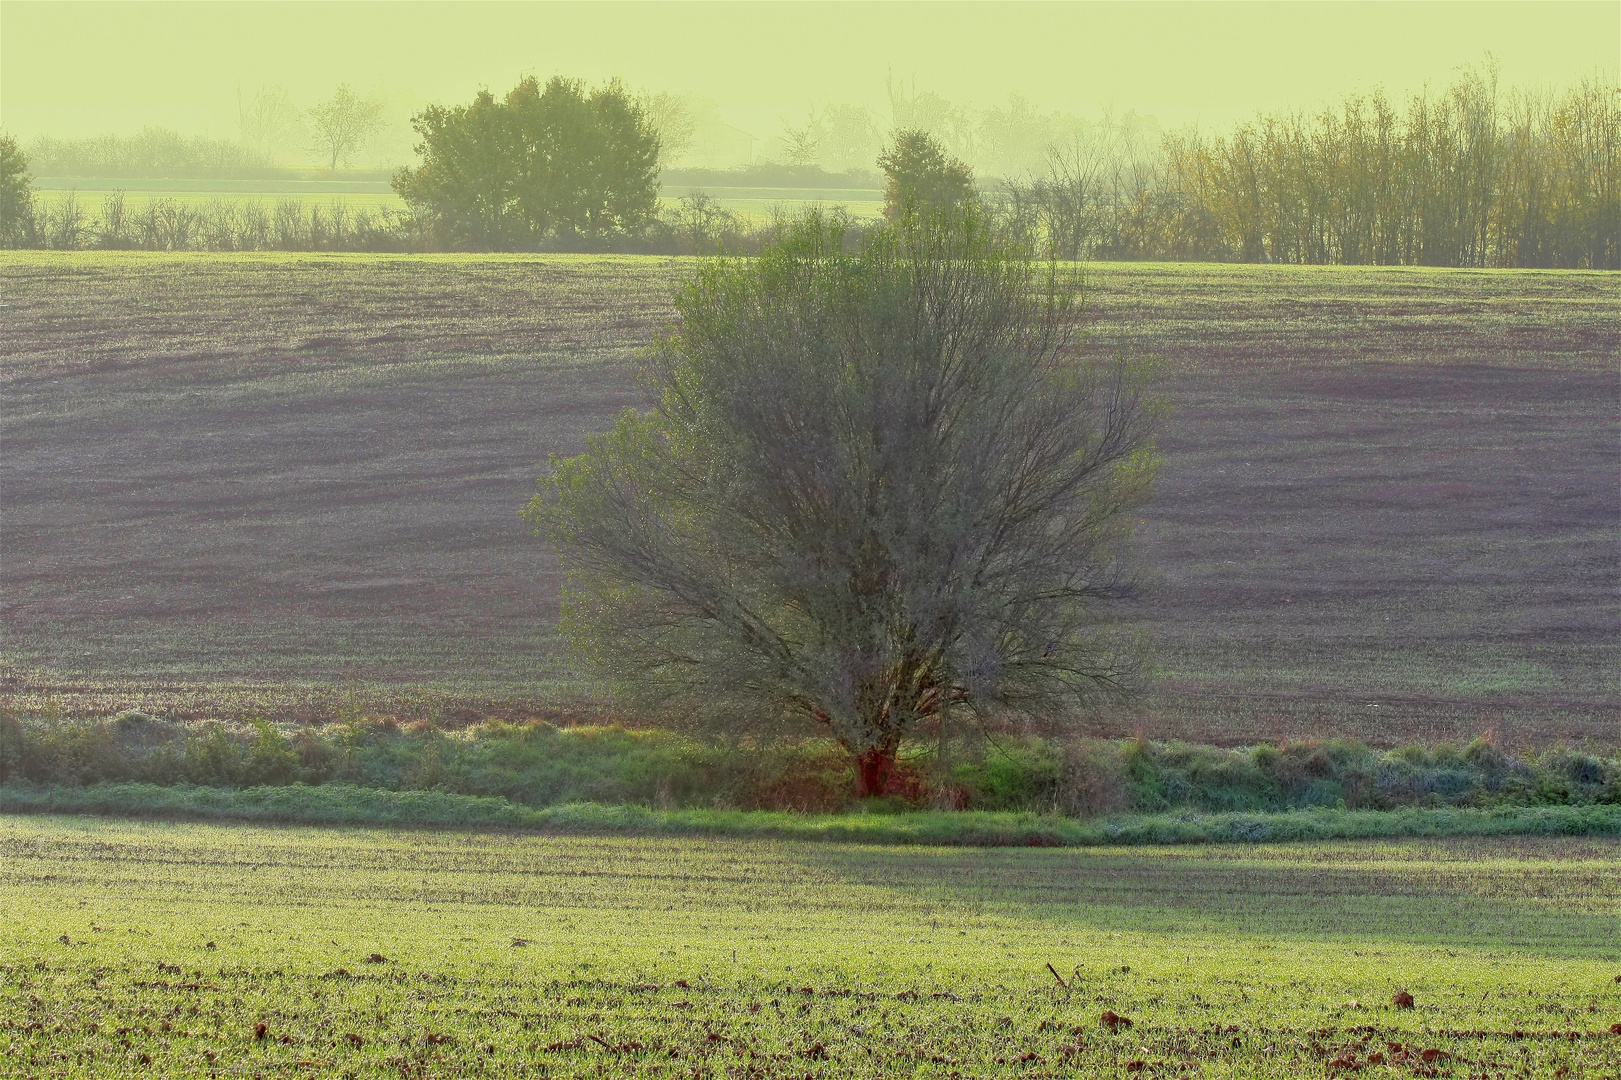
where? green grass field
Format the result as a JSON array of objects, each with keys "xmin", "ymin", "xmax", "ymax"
[
  {"xmin": 1, "ymin": 249, "xmax": 1616, "ymax": 1078},
  {"xmin": 0, "ymin": 816, "xmax": 1616, "ymax": 1078}
]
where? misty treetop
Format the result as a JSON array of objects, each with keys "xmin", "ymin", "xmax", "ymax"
[
  {"xmin": 394, "ymin": 76, "xmax": 660, "ymax": 248},
  {"xmin": 307, "ymin": 85, "xmax": 387, "ymax": 173},
  {"xmin": 531, "ymin": 208, "xmax": 1159, "ymax": 796},
  {"xmin": 877, "ymin": 130, "xmax": 977, "ymax": 219}
]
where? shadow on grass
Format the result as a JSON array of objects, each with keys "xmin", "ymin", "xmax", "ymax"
[
  {"xmin": 2, "ymin": 780, "xmax": 1616, "ymax": 961},
  {"xmin": 782, "ymin": 836, "xmax": 1621, "ymax": 961}
]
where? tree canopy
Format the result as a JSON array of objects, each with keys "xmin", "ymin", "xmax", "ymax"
[
  {"xmin": 531, "ymin": 208, "xmax": 1160, "ymax": 795},
  {"xmin": 878, "ymin": 129, "xmax": 977, "ymax": 219},
  {"xmin": 306, "ymin": 84, "xmax": 385, "ymax": 172},
  {"xmin": 395, "ymin": 77, "xmax": 660, "ymax": 248},
  {"xmin": 0, "ymin": 135, "xmax": 35, "ymax": 247}
]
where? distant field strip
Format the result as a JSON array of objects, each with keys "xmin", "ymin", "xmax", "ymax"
[
  {"xmin": 28, "ymin": 186, "xmax": 887, "ymax": 223},
  {"xmin": 0, "ymin": 816, "xmax": 1616, "ymax": 1077},
  {"xmin": 30, "ymin": 187, "xmax": 407, "ymax": 211},
  {"xmin": 1, "ymin": 255, "xmax": 1616, "ymax": 746}
]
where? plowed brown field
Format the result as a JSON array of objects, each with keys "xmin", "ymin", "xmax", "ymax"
[{"xmin": 2, "ymin": 254, "xmax": 1616, "ymax": 747}]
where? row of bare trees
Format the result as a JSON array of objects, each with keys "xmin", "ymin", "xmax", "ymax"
[
  {"xmin": 11, "ymin": 187, "xmax": 763, "ymax": 254},
  {"xmin": 1004, "ymin": 71, "xmax": 1617, "ymax": 269},
  {"xmin": 28, "ymin": 191, "xmax": 406, "ymax": 251}
]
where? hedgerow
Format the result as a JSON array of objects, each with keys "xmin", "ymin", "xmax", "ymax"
[{"xmin": 2, "ymin": 711, "xmax": 1614, "ymax": 816}]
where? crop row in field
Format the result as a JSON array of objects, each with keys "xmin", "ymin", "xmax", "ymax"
[
  {"xmin": 1, "ymin": 255, "xmax": 1616, "ymax": 747},
  {"xmin": 0, "ymin": 816, "xmax": 1617, "ymax": 1077}
]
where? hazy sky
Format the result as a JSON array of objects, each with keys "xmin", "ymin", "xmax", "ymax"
[{"xmin": 2, "ymin": 1, "xmax": 1615, "ymax": 141}]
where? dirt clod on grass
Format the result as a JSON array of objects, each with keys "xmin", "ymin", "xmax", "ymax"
[{"xmin": 1101, "ymin": 1009, "xmax": 1135, "ymax": 1032}]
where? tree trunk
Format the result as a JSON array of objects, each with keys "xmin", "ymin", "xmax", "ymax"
[{"xmin": 854, "ymin": 742, "xmax": 899, "ymax": 798}]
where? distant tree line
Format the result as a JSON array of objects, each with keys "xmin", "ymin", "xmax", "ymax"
[
  {"xmin": 4, "ymin": 68, "xmax": 1613, "ymax": 266},
  {"xmin": 752, "ymin": 77, "xmax": 1155, "ymax": 181},
  {"xmin": 1002, "ymin": 69, "xmax": 1618, "ymax": 269},
  {"xmin": 21, "ymin": 128, "xmax": 277, "ymax": 178},
  {"xmin": 1, "ymin": 184, "xmax": 412, "ymax": 252},
  {"xmin": 19, "ymin": 85, "xmax": 389, "ymax": 178}
]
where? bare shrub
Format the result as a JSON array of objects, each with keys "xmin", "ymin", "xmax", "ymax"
[
  {"xmin": 237, "ymin": 200, "xmax": 271, "ymax": 250},
  {"xmin": 308, "ymin": 203, "xmax": 330, "ymax": 250},
  {"xmin": 44, "ymin": 191, "xmax": 86, "ymax": 248},
  {"xmin": 139, "ymin": 198, "xmax": 196, "ymax": 251},
  {"xmin": 198, "ymin": 198, "xmax": 241, "ymax": 251},
  {"xmin": 94, "ymin": 191, "xmax": 130, "ymax": 249},
  {"xmin": 325, "ymin": 199, "xmax": 351, "ymax": 248},
  {"xmin": 659, "ymin": 191, "xmax": 746, "ymax": 254},
  {"xmin": 272, "ymin": 198, "xmax": 306, "ymax": 249}
]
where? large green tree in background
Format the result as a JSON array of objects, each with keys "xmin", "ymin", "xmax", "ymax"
[
  {"xmin": 878, "ymin": 129, "xmax": 976, "ymax": 219},
  {"xmin": 395, "ymin": 77, "xmax": 659, "ymax": 248},
  {"xmin": 531, "ymin": 208, "xmax": 1158, "ymax": 796}
]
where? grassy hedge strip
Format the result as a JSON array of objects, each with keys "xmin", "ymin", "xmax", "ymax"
[
  {"xmin": 4, "ymin": 713, "xmax": 1617, "ymax": 816},
  {"xmin": 4, "ymin": 782, "xmax": 1617, "ymax": 847}
]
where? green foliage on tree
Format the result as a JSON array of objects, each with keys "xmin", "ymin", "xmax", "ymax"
[
  {"xmin": 394, "ymin": 89, "xmax": 519, "ymax": 249},
  {"xmin": 395, "ymin": 77, "xmax": 660, "ymax": 249},
  {"xmin": 877, "ymin": 129, "xmax": 977, "ymax": 219},
  {"xmin": 0, "ymin": 134, "xmax": 37, "ymax": 247},
  {"xmin": 530, "ymin": 208, "xmax": 1159, "ymax": 796}
]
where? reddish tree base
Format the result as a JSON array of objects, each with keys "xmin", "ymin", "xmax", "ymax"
[{"xmin": 854, "ymin": 745, "xmax": 899, "ymax": 798}]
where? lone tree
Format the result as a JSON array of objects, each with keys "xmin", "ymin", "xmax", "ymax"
[
  {"xmin": 531, "ymin": 208, "xmax": 1159, "ymax": 796},
  {"xmin": 878, "ymin": 129, "xmax": 976, "ymax": 219},
  {"xmin": 238, "ymin": 85, "xmax": 306, "ymax": 160},
  {"xmin": 395, "ymin": 76, "xmax": 659, "ymax": 248},
  {"xmin": 640, "ymin": 90, "xmax": 696, "ymax": 163},
  {"xmin": 307, "ymin": 84, "xmax": 386, "ymax": 172}
]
